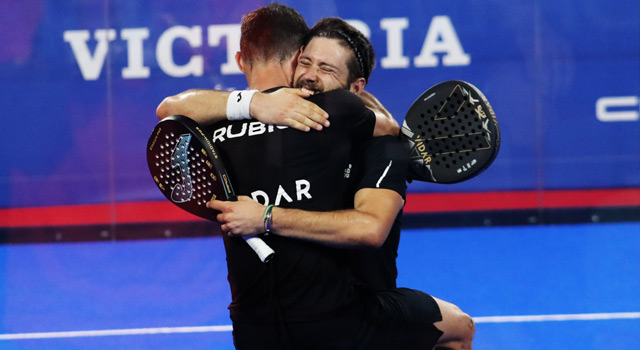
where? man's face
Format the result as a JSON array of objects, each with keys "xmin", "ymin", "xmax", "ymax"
[{"xmin": 293, "ymin": 37, "xmax": 352, "ymax": 94}]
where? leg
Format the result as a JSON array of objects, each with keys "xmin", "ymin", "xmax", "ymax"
[{"xmin": 432, "ymin": 297, "xmax": 475, "ymax": 350}]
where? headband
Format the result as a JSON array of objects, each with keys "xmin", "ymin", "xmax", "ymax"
[{"xmin": 335, "ymin": 30, "xmax": 367, "ymax": 81}]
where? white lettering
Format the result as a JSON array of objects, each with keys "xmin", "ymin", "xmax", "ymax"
[
  {"xmin": 596, "ymin": 96, "xmax": 639, "ymax": 122},
  {"xmin": 65, "ymin": 17, "xmax": 471, "ymax": 80},
  {"xmin": 212, "ymin": 127, "xmax": 226, "ymax": 143},
  {"xmin": 380, "ymin": 18, "xmax": 410, "ymax": 68},
  {"xmin": 211, "ymin": 122, "xmax": 288, "ymax": 143},
  {"xmin": 226, "ymin": 123, "xmax": 247, "ymax": 138},
  {"xmin": 156, "ymin": 26, "xmax": 203, "ymax": 77},
  {"xmin": 274, "ymin": 185, "xmax": 293, "ymax": 206},
  {"xmin": 248, "ymin": 179, "xmax": 312, "ymax": 206},
  {"xmin": 414, "ymin": 16, "xmax": 470, "ymax": 67},
  {"xmin": 207, "ymin": 24, "xmax": 242, "ymax": 74},
  {"xmin": 248, "ymin": 122, "xmax": 266, "ymax": 136},
  {"xmin": 251, "ymin": 190, "xmax": 269, "ymax": 205},
  {"xmin": 64, "ymin": 29, "xmax": 116, "ymax": 80},
  {"xmin": 121, "ymin": 28, "xmax": 150, "ymax": 79},
  {"xmin": 295, "ymin": 180, "xmax": 312, "ymax": 201}
]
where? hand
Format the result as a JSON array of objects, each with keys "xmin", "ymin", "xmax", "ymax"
[
  {"xmin": 358, "ymin": 90, "xmax": 390, "ymax": 118},
  {"xmin": 206, "ymin": 196, "xmax": 267, "ymax": 236},
  {"xmin": 358, "ymin": 90, "xmax": 400, "ymax": 136},
  {"xmin": 250, "ymin": 88, "xmax": 330, "ymax": 131}
]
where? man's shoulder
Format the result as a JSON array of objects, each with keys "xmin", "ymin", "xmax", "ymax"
[
  {"xmin": 314, "ymin": 89, "xmax": 361, "ymax": 101},
  {"xmin": 310, "ymin": 89, "xmax": 362, "ymax": 106},
  {"xmin": 309, "ymin": 89, "xmax": 372, "ymax": 123}
]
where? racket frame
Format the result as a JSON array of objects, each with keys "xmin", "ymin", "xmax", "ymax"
[
  {"xmin": 402, "ymin": 80, "xmax": 500, "ymax": 184},
  {"xmin": 147, "ymin": 115, "xmax": 274, "ymax": 262}
]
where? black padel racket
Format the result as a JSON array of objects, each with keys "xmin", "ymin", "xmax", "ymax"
[
  {"xmin": 147, "ymin": 115, "xmax": 274, "ymax": 263},
  {"xmin": 401, "ymin": 80, "xmax": 500, "ymax": 183}
]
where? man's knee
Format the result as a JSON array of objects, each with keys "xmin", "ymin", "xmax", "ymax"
[
  {"xmin": 460, "ymin": 310, "xmax": 475, "ymax": 340},
  {"xmin": 450, "ymin": 305, "xmax": 475, "ymax": 340},
  {"xmin": 433, "ymin": 297, "xmax": 475, "ymax": 343}
]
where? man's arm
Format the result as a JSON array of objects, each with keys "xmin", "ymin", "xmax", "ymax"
[
  {"xmin": 156, "ymin": 88, "xmax": 329, "ymax": 131},
  {"xmin": 207, "ymin": 188, "xmax": 403, "ymax": 248},
  {"xmin": 156, "ymin": 89, "xmax": 227, "ymax": 122},
  {"xmin": 358, "ymin": 90, "xmax": 399, "ymax": 136}
]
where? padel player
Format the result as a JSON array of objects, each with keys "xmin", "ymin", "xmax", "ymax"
[
  {"xmin": 157, "ymin": 5, "xmax": 473, "ymax": 349},
  {"xmin": 211, "ymin": 15, "xmax": 474, "ymax": 350}
]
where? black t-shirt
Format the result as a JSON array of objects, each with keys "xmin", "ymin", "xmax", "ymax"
[
  {"xmin": 347, "ymin": 135, "xmax": 409, "ymax": 291},
  {"xmin": 206, "ymin": 89, "xmax": 376, "ymax": 322}
]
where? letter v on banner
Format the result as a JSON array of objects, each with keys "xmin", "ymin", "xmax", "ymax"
[{"xmin": 64, "ymin": 29, "xmax": 116, "ymax": 80}]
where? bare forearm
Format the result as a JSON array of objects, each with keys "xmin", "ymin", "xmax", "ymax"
[
  {"xmin": 270, "ymin": 207, "xmax": 385, "ymax": 248},
  {"xmin": 156, "ymin": 89, "xmax": 230, "ymax": 124},
  {"xmin": 373, "ymin": 114, "xmax": 400, "ymax": 136},
  {"xmin": 208, "ymin": 190, "xmax": 402, "ymax": 248},
  {"xmin": 156, "ymin": 88, "xmax": 329, "ymax": 131},
  {"xmin": 271, "ymin": 189, "xmax": 403, "ymax": 248},
  {"xmin": 358, "ymin": 90, "xmax": 399, "ymax": 136}
]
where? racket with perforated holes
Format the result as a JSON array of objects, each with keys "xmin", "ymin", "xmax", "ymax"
[
  {"xmin": 401, "ymin": 80, "xmax": 500, "ymax": 184},
  {"xmin": 147, "ymin": 115, "xmax": 274, "ymax": 262}
]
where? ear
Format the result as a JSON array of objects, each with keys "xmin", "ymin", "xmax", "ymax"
[
  {"xmin": 349, "ymin": 78, "xmax": 367, "ymax": 94},
  {"xmin": 235, "ymin": 51, "xmax": 246, "ymax": 73},
  {"xmin": 296, "ymin": 46, "xmax": 304, "ymax": 61},
  {"xmin": 284, "ymin": 47, "xmax": 304, "ymax": 87},
  {"xmin": 292, "ymin": 47, "xmax": 303, "ymax": 67}
]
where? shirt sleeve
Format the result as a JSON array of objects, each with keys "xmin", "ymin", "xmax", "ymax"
[{"xmin": 353, "ymin": 136, "xmax": 408, "ymax": 198}]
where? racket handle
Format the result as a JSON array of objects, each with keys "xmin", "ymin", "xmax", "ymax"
[{"xmin": 244, "ymin": 236, "xmax": 275, "ymax": 263}]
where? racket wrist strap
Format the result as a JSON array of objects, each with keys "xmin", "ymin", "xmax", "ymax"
[
  {"xmin": 262, "ymin": 204, "xmax": 275, "ymax": 234},
  {"xmin": 227, "ymin": 90, "xmax": 258, "ymax": 120}
]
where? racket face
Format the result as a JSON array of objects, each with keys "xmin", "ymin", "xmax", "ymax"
[
  {"xmin": 401, "ymin": 80, "xmax": 500, "ymax": 183},
  {"xmin": 147, "ymin": 116, "xmax": 231, "ymax": 221}
]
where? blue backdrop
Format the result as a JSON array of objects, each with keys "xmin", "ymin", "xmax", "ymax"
[{"xmin": 1, "ymin": 0, "xmax": 639, "ymax": 210}]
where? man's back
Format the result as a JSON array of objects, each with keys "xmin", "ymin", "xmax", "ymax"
[{"xmin": 206, "ymin": 89, "xmax": 375, "ymax": 322}]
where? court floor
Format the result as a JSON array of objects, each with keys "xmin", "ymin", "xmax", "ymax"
[{"xmin": 0, "ymin": 221, "xmax": 638, "ymax": 349}]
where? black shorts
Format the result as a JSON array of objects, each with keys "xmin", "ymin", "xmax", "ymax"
[
  {"xmin": 232, "ymin": 309, "xmax": 360, "ymax": 350},
  {"xmin": 352, "ymin": 286, "xmax": 444, "ymax": 350},
  {"xmin": 231, "ymin": 286, "xmax": 443, "ymax": 350}
]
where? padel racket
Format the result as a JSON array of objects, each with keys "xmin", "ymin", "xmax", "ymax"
[
  {"xmin": 147, "ymin": 115, "xmax": 274, "ymax": 263},
  {"xmin": 401, "ymin": 80, "xmax": 500, "ymax": 183}
]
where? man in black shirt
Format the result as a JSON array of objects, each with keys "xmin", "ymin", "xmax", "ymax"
[
  {"xmin": 211, "ymin": 16, "xmax": 474, "ymax": 350},
  {"xmin": 158, "ymin": 5, "xmax": 474, "ymax": 350}
]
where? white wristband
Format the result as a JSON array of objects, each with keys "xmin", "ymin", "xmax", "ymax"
[{"xmin": 227, "ymin": 90, "xmax": 258, "ymax": 120}]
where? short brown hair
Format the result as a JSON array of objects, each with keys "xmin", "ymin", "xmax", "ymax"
[{"xmin": 240, "ymin": 4, "xmax": 309, "ymax": 65}]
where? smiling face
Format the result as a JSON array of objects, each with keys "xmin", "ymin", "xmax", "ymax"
[{"xmin": 293, "ymin": 37, "xmax": 353, "ymax": 94}]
